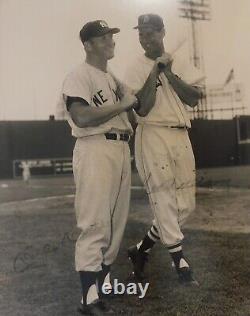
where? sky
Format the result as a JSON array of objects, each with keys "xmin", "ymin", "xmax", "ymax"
[{"xmin": 0, "ymin": 0, "xmax": 249, "ymax": 120}]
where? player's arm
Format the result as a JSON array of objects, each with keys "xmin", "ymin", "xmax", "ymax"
[
  {"xmin": 134, "ymin": 62, "xmax": 161, "ymax": 117},
  {"xmin": 133, "ymin": 54, "xmax": 182, "ymax": 117},
  {"xmin": 161, "ymin": 52, "xmax": 203, "ymax": 107},
  {"xmin": 164, "ymin": 70, "xmax": 202, "ymax": 107},
  {"xmin": 67, "ymin": 95, "xmax": 138, "ymax": 128}
]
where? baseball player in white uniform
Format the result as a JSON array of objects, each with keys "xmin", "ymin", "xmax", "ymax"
[
  {"xmin": 21, "ymin": 161, "xmax": 31, "ymax": 184},
  {"xmin": 125, "ymin": 14, "xmax": 203, "ymax": 285},
  {"xmin": 58, "ymin": 20, "xmax": 138, "ymax": 315}
]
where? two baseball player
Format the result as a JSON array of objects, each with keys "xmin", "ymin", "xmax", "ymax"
[
  {"xmin": 59, "ymin": 13, "xmax": 202, "ymax": 315},
  {"xmin": 58, "ymin": 20, "xmax": 138, "ymax": 315},
  {"xmin": 125, "ymin": 14, "xmax": 202, "ymax": 285}
]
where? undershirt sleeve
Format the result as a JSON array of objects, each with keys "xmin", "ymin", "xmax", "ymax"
[{"xmin": 66, "ymin": 96, "xmax": 90, "ymax": 111}]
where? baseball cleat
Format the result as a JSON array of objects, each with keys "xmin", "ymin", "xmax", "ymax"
[
  {"xmin": 77, "ymin": 299, "xmax": 114, "ymax": 315},
  {"xmin": 177, "ymin": 267, "xmax": 199, "ymax": 286},
  {"xmin": 176, "ymin": 259, "xmax": 199, "ymax": 286},
  {"xmin": 127, "ymin": 245, "xmax": 148, "ymax": 280},
  {"xmin": 97, "ymin": 268, "xmax": 116, "ymax": 300}
]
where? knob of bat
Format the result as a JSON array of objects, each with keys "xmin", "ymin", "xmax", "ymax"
[{"xmin": 157, "ymin": 62, "xmax": 166, "ymax": 70}]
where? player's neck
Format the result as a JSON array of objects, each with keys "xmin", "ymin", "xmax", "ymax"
[{"xmin": 86, "ymin": 56, "xmax": 108, "ymax": 73}]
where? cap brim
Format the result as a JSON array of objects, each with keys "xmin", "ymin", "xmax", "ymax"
[
  {"xmin": 133, "ymin": 25, "xmax": 152, "ymax": 30},
  {"xmin": 104, "ymin": 27, "xmax": 120, "ymax": 35},
  {"xmin": 133, "ymin": 25, "xmax": 160, "ymax": 30}
]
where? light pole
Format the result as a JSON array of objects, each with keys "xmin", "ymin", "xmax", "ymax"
[{"xmin": 178, "ymin": 0, "xmax": 211, "ymax": 119}]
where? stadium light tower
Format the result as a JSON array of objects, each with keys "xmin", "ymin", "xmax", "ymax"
[
  {"xmin": 178, "ymin": 0, "xmax": 211, "ymax": 69},
  {"xmin": 178, "ymin": 0, "xmax": 211, "ymax": 119}
]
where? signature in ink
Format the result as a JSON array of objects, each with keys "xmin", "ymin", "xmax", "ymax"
[{"xmin": 13, "ymin": 229, "xmax": 79, "ymax": 273}]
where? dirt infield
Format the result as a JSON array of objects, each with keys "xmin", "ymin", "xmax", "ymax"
[{"xmin": 0, "ymin": 177, "xmax": 250, "ymax": 315}]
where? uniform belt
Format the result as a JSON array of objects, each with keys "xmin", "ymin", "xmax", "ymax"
[
  {"xmin": 169, "ymin": 126, "xmax": 186, "ymax": 129},
  {"xmin": 105, "ymin": 132, "xmax": 130, "ymax": 142}
]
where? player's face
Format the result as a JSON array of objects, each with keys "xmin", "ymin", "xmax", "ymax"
[
  {"xmin": 90, "ymin": 33, "xmax": 115, "ymax": 60},
  {"xmin": 138, "ymin": 27, "xmax": 164, "ymax": 58}
]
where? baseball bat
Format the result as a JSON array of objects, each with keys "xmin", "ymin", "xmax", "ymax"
[{"xmin": 157, "ymin": 38, "xmax": 187, "ymax": 69}]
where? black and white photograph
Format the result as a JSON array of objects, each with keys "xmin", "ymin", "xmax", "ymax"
[{"xmin": 0, "ymin": 0, "xmax": 250, "ymax": 315}]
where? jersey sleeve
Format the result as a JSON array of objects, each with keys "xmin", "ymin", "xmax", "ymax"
[
  {"xmin": 56, "ymin": 66, "xmax": 92, "ymax": 120},
  {"xmin": 66, "ymin": 96, "xmax": 90, "ymax": 111},
  {"xmin": 62, "ymin": 68, "xmax": 92, "ymax": 104}
]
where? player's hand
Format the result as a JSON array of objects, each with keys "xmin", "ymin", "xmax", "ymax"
[{"xmin": 155, "ymin": 52, "xmax": 173, "ymax": 73}]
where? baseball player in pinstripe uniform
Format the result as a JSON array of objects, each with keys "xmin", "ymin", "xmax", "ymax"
[
  {"xmin": 58, "ymin": 20, "xmax": 138, "ymax": 315},
  {"xmin": 125, "ymin": 14, "xmax": 203, "ymax": 285}
]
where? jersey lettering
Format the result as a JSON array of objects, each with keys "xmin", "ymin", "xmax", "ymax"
[
  {"xmin": 112, "ymin": 89, "xmax": 120, "ymax": 101},
  {"xmin": 92, "ymin": 90, "xmax": 108, "ymax": 107}
]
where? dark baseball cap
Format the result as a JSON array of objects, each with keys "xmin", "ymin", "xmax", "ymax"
[
  {"xmin": 134, "ymin": 14, "xmax": 164, "ymax": 30},
  {"xmin": 80, "ymin": 20, "xmax": 120, "ymax": 43}
]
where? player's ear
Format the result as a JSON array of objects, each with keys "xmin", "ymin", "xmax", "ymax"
[
  {"xmin": 84, "ymin": 40, "xmax": 92, "ymax": 52},
  {"xmin": 160, "ymin": 28, "xmax": 165, "ymax": 38}
]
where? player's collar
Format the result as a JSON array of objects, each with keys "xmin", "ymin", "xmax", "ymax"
[{"xmin": 85, "ymin": 61, "xmax": 109, "ymax": 74}]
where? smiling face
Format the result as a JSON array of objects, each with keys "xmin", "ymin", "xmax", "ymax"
[
  {"xmin": 138, "ymin": 26, "xmax": 165, "ymax": 59},
  {"xmin": 87, "ymin": 32, "xmax": 115, "ymax": 60}
]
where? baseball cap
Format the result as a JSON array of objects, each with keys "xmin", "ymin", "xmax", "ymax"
[
  {"xmin": 80, "ymin": 20, "xmax": 120, "ymax": 43},
  {"xmin": 134, "ymin": 14, "xmax": 164, "ymax": 30}
]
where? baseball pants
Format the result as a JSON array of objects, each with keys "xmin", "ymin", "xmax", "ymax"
[
  {"xmin": 135, "ymin": 124, "xmax": 196, "ymax": 246},
  {"xmin": 73, "ymin": 134, "xmax": 131, "ymax": 272}
]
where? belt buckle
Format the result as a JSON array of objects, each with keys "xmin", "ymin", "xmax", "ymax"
[{"xmin": 111, "ymin": 132, "xmax": 130, "ymax": 142}]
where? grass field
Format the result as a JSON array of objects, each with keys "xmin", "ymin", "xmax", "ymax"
[{"xmin": 0, "ymin": 176, "xmax": 250, "ymax": 315}]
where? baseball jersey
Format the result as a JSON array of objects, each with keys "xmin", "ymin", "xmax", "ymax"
[
  {"xmin": 58, "ymin": 62, "xmax": 133, "ymax": 138},
  {"xmin": 124, "ymin": 55, "xmax": 202, "ymax": 128}
]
